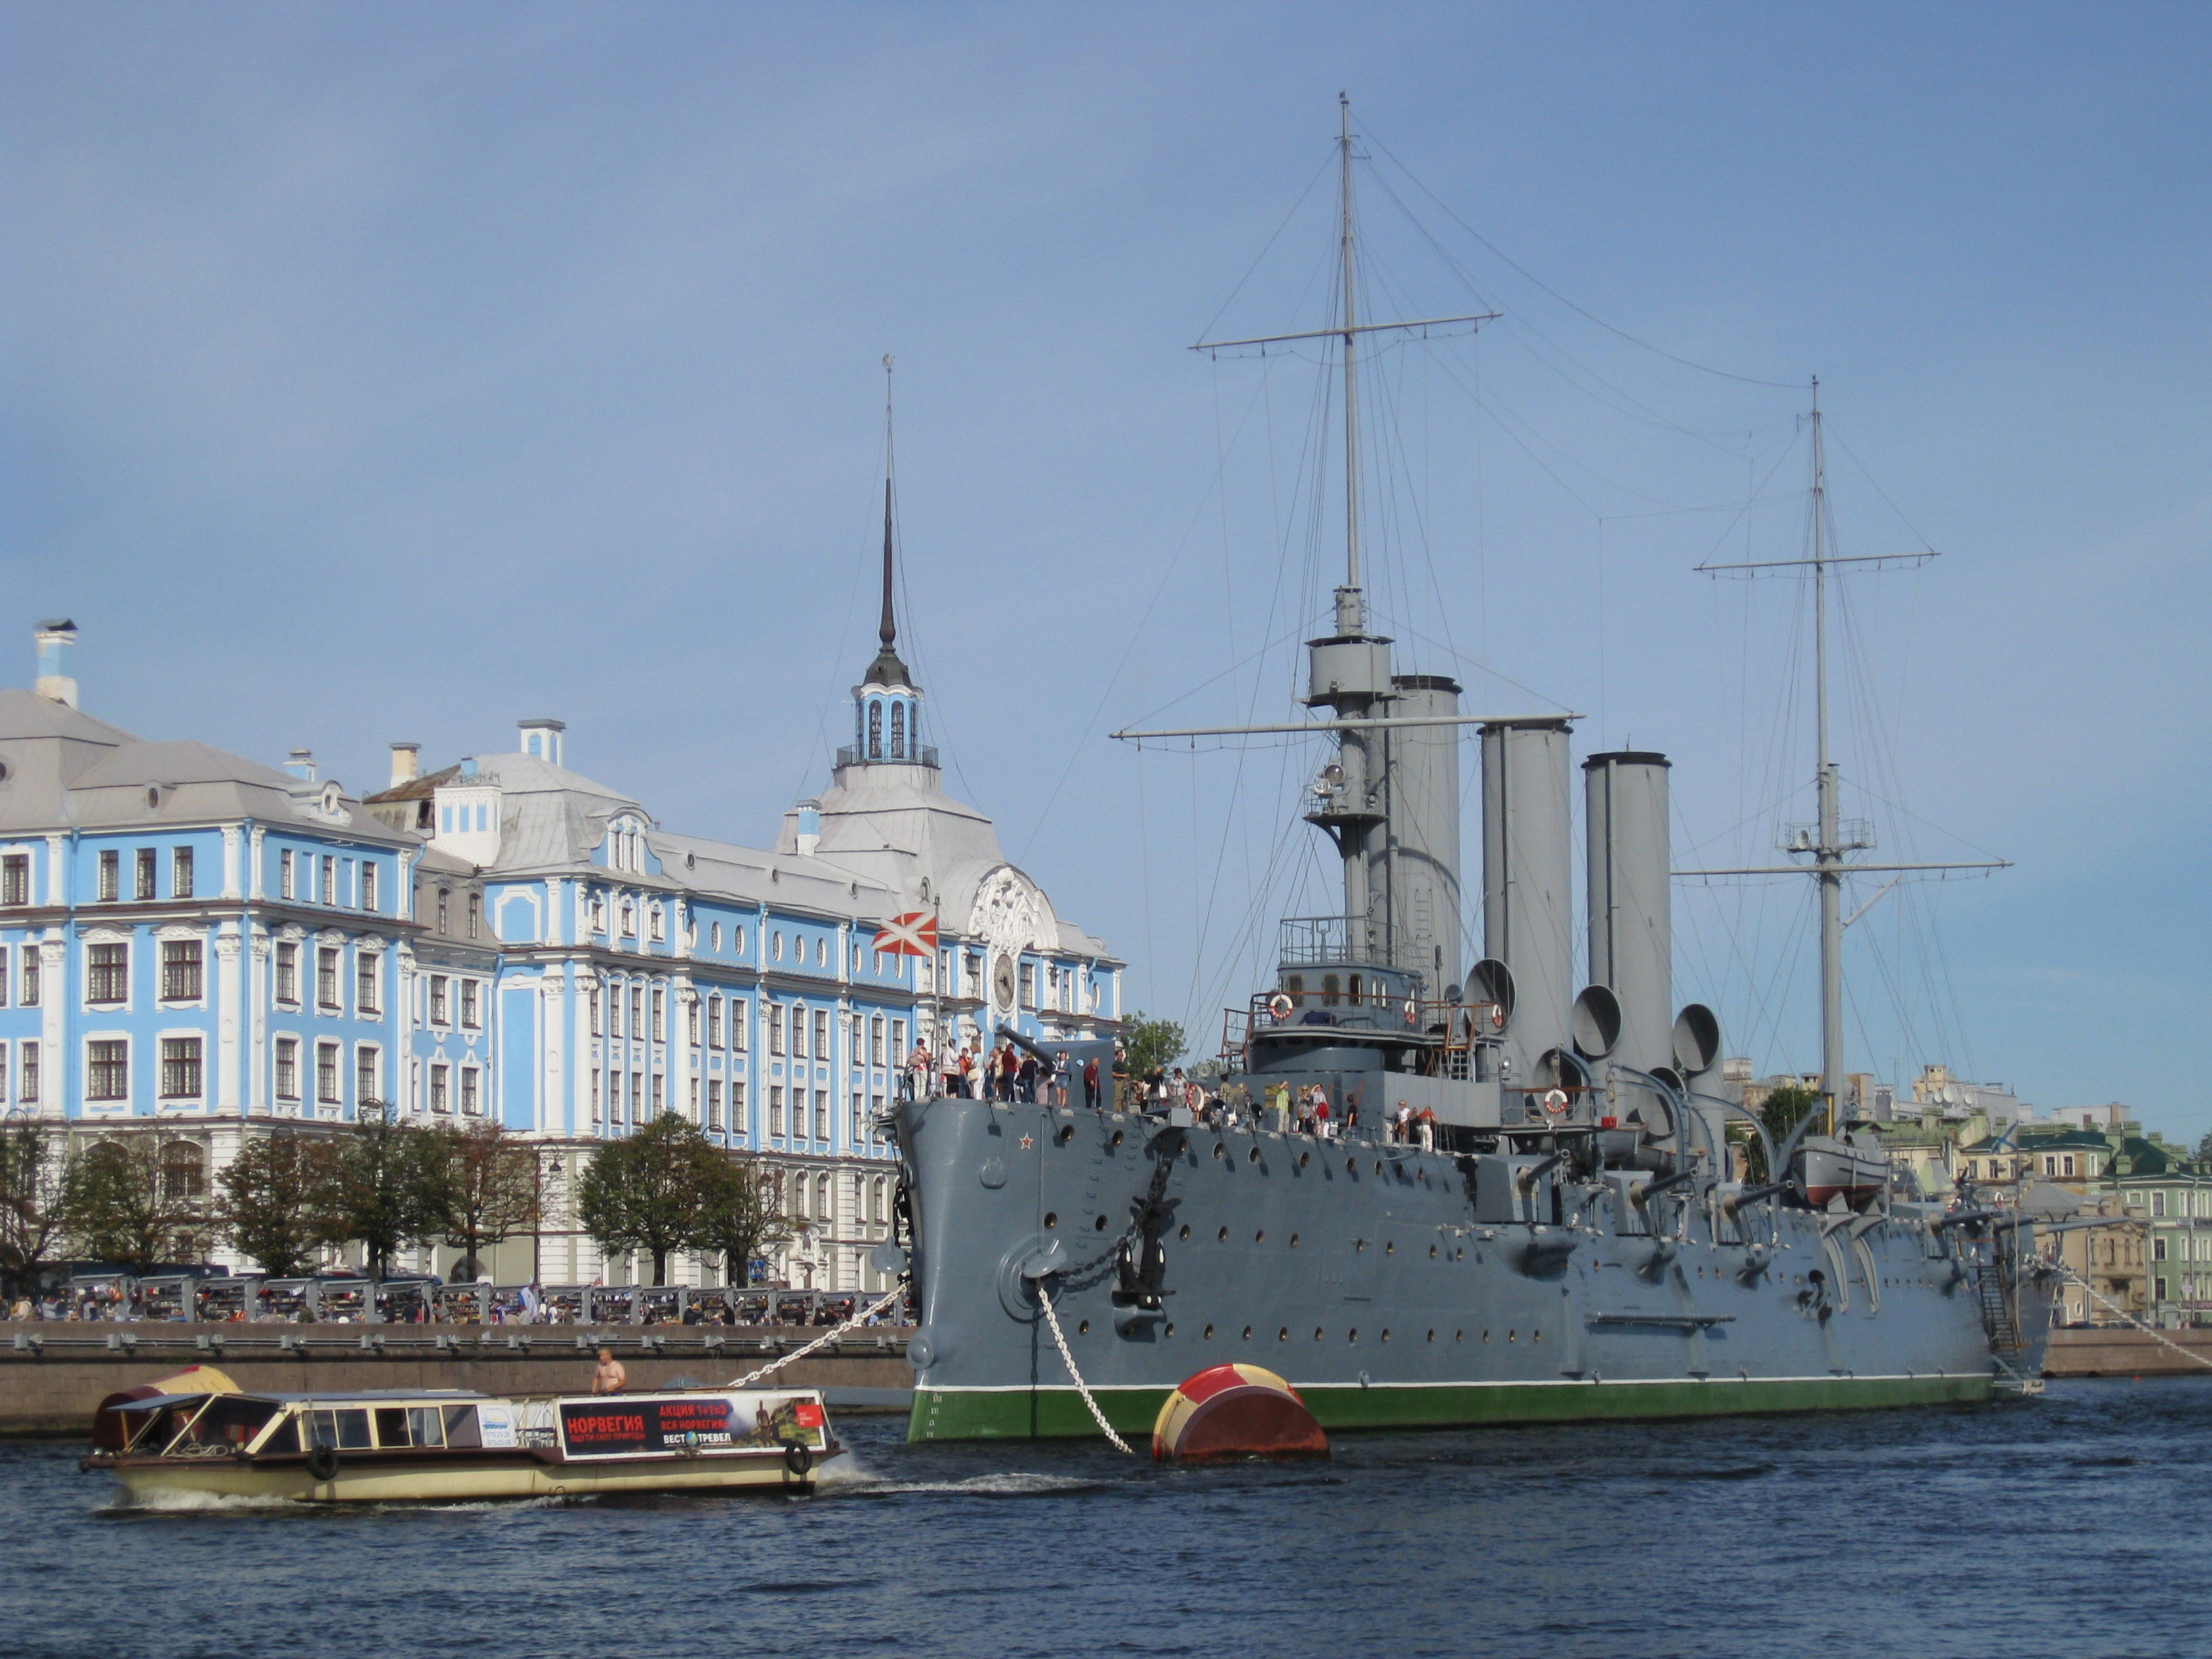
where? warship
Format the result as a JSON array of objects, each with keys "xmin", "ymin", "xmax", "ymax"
[{"xmin": 889, "ymin": 100, "xmax": 2057, "ymax": 1443}]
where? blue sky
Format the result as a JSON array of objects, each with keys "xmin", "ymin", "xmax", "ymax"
[{"xmin": 4, "ymin": 3, "xmax": 2207, "ymax": 1135}]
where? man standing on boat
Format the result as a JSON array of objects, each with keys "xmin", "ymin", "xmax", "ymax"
[{"xmin": 591, "ymin": 1347, "xmax": 628, "ymax": 1395}]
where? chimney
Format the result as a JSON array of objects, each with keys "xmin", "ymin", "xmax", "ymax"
[
  {"xmin": 389, "ymin": 742, "xmax": 422, "ymax": 790},
  {"xmin": 518, "ymin": 718, "xmax": 565, "ymax": 766},
  {"xmin": 285, "ymin": 748, "xmax": 316, "ymax": 783},
  {"xmin": 34, "ymin": 619, "xmax": 77, "ymax": 708}
]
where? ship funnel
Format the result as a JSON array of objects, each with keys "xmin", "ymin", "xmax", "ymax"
[
  {"xmin": 1583, "ymin": 751, "xmax": 1673, "ymax": 1076},
  {"xmin": 1479, "ymin": 718, "xmax": 1574, "ymax": 1088},
  {"xmin": 1383, "ymin": 674, "xmax": 1463, "ymax": 990},
  {"xmin": 1571, "ymin": 985, "xmax": 1621, "ymax": 1060},
  {"xmin": 1672, "ymin": 1004, "xmax": 1721, "ymax": 1076}
]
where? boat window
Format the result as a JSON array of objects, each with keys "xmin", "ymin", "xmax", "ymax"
[
  {"xmin": 409, "ymin": 1407, "xmax": 447, "ymax": 1448},
  {"xmin": 309, "ymin": 1409, "xmax": 373, "ymax": 1451},
  {"xmin": 442, "ymin": 1404, "xmax": 483, "ymax": 1448},
  {"xmin": 1284, "ymin": 975, "xmax": 1304, "ymax": 1006},
  {"xmin": 192, "ymin": 1396, "xmax": 281, "ymax": 1450},
  {"xmin": 1347, "ymin": 974, "xmax": 1363, "ymax": 1006},
  {"xmin": 257, "ymin": 1413, "xmax": 302, "ymax": 1455},
  {"xmin": 373, "ymin": 1408, "xmax": 411, "ymax": 1448},
  {"xmin": 1322, "ymin": 975, "xmax": 1340, "ymax": 1006}
]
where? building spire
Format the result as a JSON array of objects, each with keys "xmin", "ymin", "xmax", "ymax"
[{"xmin": 865, "ymin": 352, "xmax": 913, "ymax": 688}]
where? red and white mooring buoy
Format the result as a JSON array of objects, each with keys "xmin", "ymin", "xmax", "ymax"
[{"xmin": 1150, "ymin": 1364, "xmax": 1330, "ymax": 1462}]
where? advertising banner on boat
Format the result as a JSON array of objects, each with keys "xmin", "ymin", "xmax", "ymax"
[{"xmin": 559, "ymin": 1396, "xmax": 738, "ymax": 1458}]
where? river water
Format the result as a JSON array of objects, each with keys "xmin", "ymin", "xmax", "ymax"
[{"xmin": 3, "ymin": 1376, "xmax": 2206, "ymax": 1659}]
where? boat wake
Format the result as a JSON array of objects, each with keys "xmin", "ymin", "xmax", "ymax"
[{"xmin": 818, "ymin": 1462, "xmax": 1111, "ymax": 1500}]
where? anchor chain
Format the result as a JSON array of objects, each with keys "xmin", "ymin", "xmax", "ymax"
[
  {"xmin": 726, "ymin": 1283, "xmax": 908, "ymax": 1390},
  {"xmin": 1036, "ymin": 1281, "xmax": 1134, "ymax": 1455}
]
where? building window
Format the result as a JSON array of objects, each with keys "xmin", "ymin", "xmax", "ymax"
[
  {"xmin": 813, "ymin": 1009, "xmax": 829, "ymax": 1060},
  {"xmin": 19, "ymin": 947, "xmax": 36, "ymax": 1007},
  {"xmin": 2154, "ymin": 1192, "xmax": 2168, "ymax": 1218},
  {"xmin": 890, "ymin": 700, "xmax": 906, "ymax": 760},
  {"xmin": 317, "ymin": 947, "xmax": 340, "ymax": 1010},
  {"xmin": 161, "ymin": 939, "xmax": 203, "ymax": 1002},
  {"xmin": 773, "ymin": 930, "xmax": 783, "ymax": 962},
  {"xmin": 356, "ymin": 951, "xmax": 380, "ymax": 1015},
  {"xmin": 813, "ymin": 1090, "xmax": 829, "ymax": 1141},
  {"xmin": 275, "ymin": 1038, "xmax": 300, "ymax": 1101},
  {"xmin": 730, "ymin": 1080, "xmax": 747, "ymax": 1136},
  {"xmin": 710, "ymin": 922, "xmax": 722, "ymax": 951},
  {"xmin": 468, "ymin": 893, "xmax": 481, "ymax": 940},
  {"xmin": 279, "ymin": 848, "xmax": 294, "ymax": 900},
  {"xmin": 436, "ymin": 888, "xmax": 450, "ymax": 932},
  {"xmin": 651, "ymin": 1073, "xmax": 664, "ymax": 1115},
  {"xmin": 649, "ymin": 903, "xmax": 665, "ymax": 942},
  {"xmin": 769, "ymin": 1085, "xmax": 785, "ymax": 1138},
  {"xmin": 361, "ymin": 862, "xmax": 377, "ymax": 913},
  {"xmin": 651, "ymin": 987, "xmax": 665, "ymax": 1040},
  {"xmin": 687, "ymin": 998, "xmax": 701, "ymax": 1046},
  {"xmin": 430, "ymin": 975, "xmax": 450, "ymax": 1025},
  {"xmin": 590, "ymin": 1069, "xmax": 603, "ymax": 1126},
  {"xmin": 430, "ymin": 1063, "xmax": 450, "ymax": 1113},
  {"xmin": 0, "ymin": 943, "xmax": 7, "ymax": 1006},
  {"xmin": 630, "ymin": 1071, "xmax": 642, "ymax": 1119},
  {"xmin": 815, "ymin": 938, "xmax": 827, "ymax": 968},
  {"xmin": 460, "ymin": 1067, "xmax": 480, "ymax": 1115},
  {"xmin": 275, "ymin": 941, "xmax": 299, "ymax": 1005},
  {"xmin": 2063, "ymin": 1155, "xmax": 2076, "ymax": 1178},
  {"xmin": 1019, "ymin": 962, "xmax": 1036, "ymax": 1009},
  {"xmin": 790, "ymin": 1006, "xmax": 807, "ymax": 1060},
  {"xmin": 316, "ymin": 1041, "xmax": 340, "ymax": 1104},
  {"xmin": 320, "ymin": 857, "xmax": 335, "ymax": 906},
  {"xmin": 159, "ymin": 1037, "xmax": 203, "ymax": 1100},
  {"xmin": 707, "ymin": 1080, "xmax": 723, "ymax": 1130},
  {"xmin": 732, "ymin": 998, "xmax": 748, "ymax": 1051},
  {"xmin": 890, "ymin": 1019, "xmax": 905, "ymax": 1061},
  {"xmin": 356, "ymin": 1046, "xmax": 379, "ymax": 1106},
  {"xmin": 87, "ymin": 1038, "xmax": 128, "ymax": 1101},
  {"xmin": 869, "ymin": 1014, "xmax": 886, "ymax": 1066},
  {"xmin": 172, "ymin": 846, "xmax": 194, "ymax": 900},
  {"xmin": 630, "ymin": 985, "xmax": 644, "ymax": 1038},
  {"xmin": 621, "ymin": 899, "xmax": 636, "ymax": 937},
  {"xmin": 160, "ymin": 1143, "xmax": 204, "ymax": 1202},
  {"xmin": 461, "ymin": 980, "xmax": 480, "ymax": 1029},
  {"xmin": 98, "ymin": 849, "xmax": 120, "ymax": 901},
  {"xmin": 87, "ymin": 942, "xmax": 128, "ymax": 1004},
  {"xmin": 867, "ymin": 699, "xmax": 882, "ymax": 759},
  {"xmin": 815, "ymin": 1170, "xmax": 831, "ymax": 1221},
  {"xmin": 135, "ymin": 846, "xmax": 157, "ymax": 901},
  {"xmin": 708, "ymin": 996, "xmax": 724, "ymax": 1050},
  {"xmin": 18, "ymin": 1041, "xmax": 37, "ymax": 1104},
  {"xmin": 590, "ymin": 890, "xmax": 607, "ymax": 933},
  {"xmin": 589, "ymin": 981, "xmax": 603, "ymax": 1037},
  {"xmin": 0, "ymin": 854, "xmax": 28, "ymax": 906},
  {"xmin": 769, "ymin": 1005, "xmax": 785, "ymax": 1057},
  {"xmin": 852, "ymin": 1092, "xmax": 865, "ymax": 1141},
  {"xmin": 688, "ymin": 1078, "xmax": 700, "ymax": 1121}
]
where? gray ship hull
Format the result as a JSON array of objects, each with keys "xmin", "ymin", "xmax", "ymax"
[{"xmin": 895, "ymin": 1096, "xmax": 2052, "ymax": 1442}]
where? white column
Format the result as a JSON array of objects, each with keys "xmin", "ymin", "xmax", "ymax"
[
  {"xmin": 38, "ymin": 933, "xmax": 63, "ymax": 1122},
  {"xmin": 248, "ymin": 826, "xmax": 266, "ymax": 901},
  {"xmin": 221, "ymin": 825, "xmax": 241, "ymax": 901},
  {"xmin": 541, "ymin": 966, "xmax": 567, "ymax": 1136},
  {"xmin": 247, "ymin": 929, "xmax": 270, "ymax": 1114},
  {"xmin": 215, "ymin": 923, "xmax": 243, "ymax": 1113},
  {"xmin": 43, "ymin": 834, "xmax": 63, "ymax": 905}
]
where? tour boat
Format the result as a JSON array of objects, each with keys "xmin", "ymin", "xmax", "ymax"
[{"xmin": 82, "ymin": 1366, "xmax": 841, "ymax": 1504}]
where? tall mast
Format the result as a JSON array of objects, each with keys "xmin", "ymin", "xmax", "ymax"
[
  {"xmin": 1338, "ymin": 91, "xmax": 1363, "ymax": 615},
  {"xmin": 1809, "ymin": 379, "xmax": 1845, "ymax": 1124},
  {"xmin": 880, "ymin": 352, "xmax": 898, "ymax": 651}
]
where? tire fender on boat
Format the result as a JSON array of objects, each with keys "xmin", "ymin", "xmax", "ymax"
[
  {"xmin": 782, "ymin": 1440, "xmax": 813, "ymax": 1479},
  {"xmin": 306, "ymin": 1444, "xmax": 340, "ymax": 1483}
]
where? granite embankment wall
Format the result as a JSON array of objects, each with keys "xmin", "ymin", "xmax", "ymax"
[
  {"xmin": 2042, "ymin": 1325, "xmax": 2212, "ymax": 1378},
  {"xmin": 0, "ymin": 1322, "xmax": 914, "ymax": 1437}
]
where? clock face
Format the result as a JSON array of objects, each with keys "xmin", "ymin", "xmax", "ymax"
[{"xmin": 993, "ymin": 955, "xmax": 1016, "ymax": 1010}]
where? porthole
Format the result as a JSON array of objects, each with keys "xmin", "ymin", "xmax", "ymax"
[
  {"xmin": 1277, "ymin": 1327, "xmax": 1289, "ymax": 1341},
  {"xmin": 1111, "ymin": 1130, "xmax": 1124, "ymax": 1148},
  {"xmin": 1507, "ymin": 1330, "xmax": 1517, "ymax": 1343},
  {"xmin": 1532, "ymin": 1330, "xmax": 1541, "ymax": 1343},
  {"xmin": 1178, "ymin": 1223, "xmax": 1191, "ymax": 1242},
  {"xmin": 1203, "ymin": 1324, "xmax": 1215, "ymax": 1340},
  {"xmin": 1313, "ymin": 1328, "xmax": 1324, "ymax": 1341},
  {"xmin": 1043, "ymin": 1212, "xmax": 1057, "ymax": 1229},
  {"xmin": 1385, "ymin": 1241, "xmax": 1395, "ymax": 1255},
  {"xmin": 1217, "ymin": 1226, "xmax": 1229, "ymax": 1242},
  {"xmin": 1056, "ymin": 1124, "xmax": 1075, "ymax": 1145},
  {"xmin": 1426, "ymin": 1329, "xmax": 1435, "ymax": 1343},
  {"xmin": 1212, "ymin": 1142, "xmax": 1225, "ymax": 1160},
  {"xmin": 1455, "ymin": 1247, "xmax": 1465, "ymax": 1261},
  {"xmin": 1078, "ymin": 1319, "xmax": 1090, "ymax": 1335},
  {"xmin": 1354, "ymin": 1238, "xmax": 1366, "ymax": 1253},
  {"xmin": 1454, "ymin": 1330, "xmax": 1464, "ymax": 1342},
  {"xmin": 1247, "ymin": 1147, "xmax": 1261, "ymax": 1164},
  {"xmin": 1298, "ymin": 1151, "xmax": 1310, "ymax": 1169},
  {"xmin": 1429, "ymin": 1244, "xmax": 1438, "ymax": 1259},
  {"xmin": 1380, "ymin": 1329, "xmax": 1391, "ymax": 1343},
  {"xmin": 1094, "ymin": 1215, "xmax": 1109, "ymax": 1232},
  {"xmin": 1482, "ymin": 1330, "xmax": 1490, "ymax": 1343},
  {"xmin": 1374, "ymin": 1160, "xmax": 1384, "ymax": 1175},
  {"xmin": 1242, "ymin": 1326, "xmax": 1253, "ymax": 1340},
  {"xmin": 1347, "ymin": 1328, "xmax": 1358, "ymax": 1343},
  {"xmin": 1255, "ymin": 1229, "xmax": 1267, "ymax": 1244},
  {"xmin": 1289, "ymin": 1233, "xmax": 1300, "ymax": 1248},
  {"xmin": 1164, "ymin": 1323, "xmax": 1175, "ymax": 1338},
  {"xmin": 1346, "ymin": 1158, "xmax": 1357, "ymax": 1175}
]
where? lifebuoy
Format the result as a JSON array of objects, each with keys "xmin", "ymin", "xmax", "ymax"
[
  {"xmin": 1402, "ymin": 1000, "xmax": 1418, "ymax": 1027},
  {"xmin": 1540, "ymin": 1088, "xmax": 1572, "ymax": 1118},
  {"xmin": 782, "ymin": 1439, "xmax": 814, "ymax": 1479},
  {"xmin": 1490, "ymin": 1005, "xmax": 1507, "ymax": 1031},
  {"xmin": 306, "ymin": 1443, "xmax": 340, "ymax": 1483},
  {"xmin": 1268, "ymin": 992, "xmax": 1293, "ymax": 1021}
]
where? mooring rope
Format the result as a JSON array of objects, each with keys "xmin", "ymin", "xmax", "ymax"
[
  {"xmin": 2055, "ymin": 1263, "xmax": 2212, "ymax": 1373},
  {"xmin": 1036, "ymin": 1282, "xmax": 1134, "ymax": 1454},
  {"xmin": 725, "ymin": 1284, "xmax": 908, "ymax": 1390}
]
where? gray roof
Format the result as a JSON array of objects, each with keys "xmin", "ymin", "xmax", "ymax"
[{"xmin": 0, "ymin": 692, "xmax": 402, "ymax": 842}]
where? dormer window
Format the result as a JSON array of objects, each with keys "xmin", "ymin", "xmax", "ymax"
[
  {"xmin": 621, "ymin": 899, "xmax": 636, "ymax": 937},
  {"xmin": 649, "ymin": 903, "xmax": 665, "ymax": 942},
  {"xmin": 590, "ymin": 890, "xmax": 607, "ymax": 932}
]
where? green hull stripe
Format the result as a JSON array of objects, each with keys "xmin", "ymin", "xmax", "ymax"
[{"xmin": 906, "ymin": 1373, "xmax": 1994, "ymax": 1441}]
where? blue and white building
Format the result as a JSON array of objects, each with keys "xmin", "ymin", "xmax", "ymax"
[{"xmin": 1, "ymin": 581, "xmax": 1121, "ymax": 1292}]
